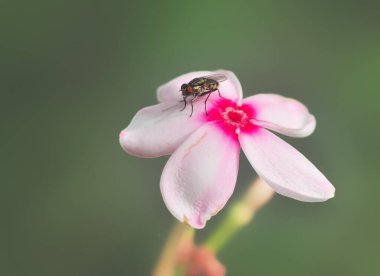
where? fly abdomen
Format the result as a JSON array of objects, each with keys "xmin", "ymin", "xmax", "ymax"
[{"xmin": 208, "ymin": 82, "xmax": 218, "ymax": 91}]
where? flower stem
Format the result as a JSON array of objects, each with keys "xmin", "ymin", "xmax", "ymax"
[
  {"xmin": 152, "ymin": 222, "xmax": 194, "ymax": 276},
  {"xmin": 205, "ymin": 178, "xmax": 274, "ymax": 253},
  {"xmin": 205, "ymin": 203, "xmax": 247, "ymax": 253}
]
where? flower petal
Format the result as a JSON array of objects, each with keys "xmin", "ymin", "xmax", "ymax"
[
  {"xmin": 253, "ymin": 114, "xmax": 316, "ymax": 138},
  {"xmin": 244, "ymin": 94, "xmax": 316, "ymax": 137},
  {"xmin": 239, "ymin": 128, "xmax": 335, "ymax": 202},
  {"xmin": 157, "ymin": 70, "xmax": 243, "ymax": 103},
  {"xmin": 160, "ymin": 125, "xmax": 240, "ymax": 229},
  {"xmin": 119, "ymin": 102, "xmax": 204, "ymax": 158}
]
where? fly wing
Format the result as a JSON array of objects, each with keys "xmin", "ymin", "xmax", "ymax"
[{"xmin": 203, "ymin": 73, "xmax": 228, "ymax": 82}]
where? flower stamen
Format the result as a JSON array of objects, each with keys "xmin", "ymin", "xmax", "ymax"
[
  {"xmin": 221, "ymin": 107, "xmax": 249, "ymax": 128},
  {"xmin": 205, "ymin": 98, "xmax": 257, "ymax": 138}
]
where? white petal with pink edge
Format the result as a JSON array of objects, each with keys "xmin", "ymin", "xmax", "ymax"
[
  {"xmin": 239, "ymin": 128, "xmax": 335, "ymax": 202},
  {"xmin": 160, "ymin": 125, "xmax": 240, "ymax": 229},
  {"xmin": 157, "ymin": 70, "xmax": 243, "ymax": 103},
  {"xmin": 119, "ymin": 102, "xmax": 204, "ymax": 158},
  {"xmin": 244, "ymin": 94, "xmax": 316, "ymax": 137}
]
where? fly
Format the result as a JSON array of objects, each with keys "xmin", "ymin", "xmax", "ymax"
[{"xmin": 179, "ymin": 73, "xmax": 227, "ymax": 117}]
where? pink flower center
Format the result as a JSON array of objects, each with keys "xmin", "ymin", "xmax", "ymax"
[
  {"xmin": 222, "ymin": 107, "xmax": 249, "ymax": 128},
  {"xmin": 205, "ymin": 98, "xmax": 257, "ymax": 139}
]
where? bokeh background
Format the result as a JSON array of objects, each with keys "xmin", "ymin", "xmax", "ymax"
[{"xmin": 1, "ymin": 0, "xmax": 379, "ymax": 275}]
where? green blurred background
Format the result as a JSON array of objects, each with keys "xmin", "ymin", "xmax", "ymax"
[{"xmin": 1, "ymin": 0, "xmax": 379, "ymax": 275}]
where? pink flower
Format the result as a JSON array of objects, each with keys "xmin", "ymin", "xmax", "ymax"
[{"xmin": 119, "ymin": 70, "xmax": 335, "ymax": 229}]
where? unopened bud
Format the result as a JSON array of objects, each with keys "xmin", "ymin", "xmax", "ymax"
[{"xmin": 185, "ymin": 247, "xmax": 226, "ymax": 276}]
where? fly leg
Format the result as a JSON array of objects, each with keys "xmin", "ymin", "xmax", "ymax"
[
  {"xmin": 180, "ymin": 98, "xmax": 187, "ymax": 112},
  {"xmin": 217, "ymin": 89, "xmax": 224, "ymax": 98},
  {"xmin": 189, "ymin": 95, "xmax": 198, "ymax": 117},
  {"xmin": 204, "ymin": 92, "xmax": 212, "ymax": 115}
]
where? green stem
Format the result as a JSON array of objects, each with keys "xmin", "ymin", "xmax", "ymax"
[
  {"xmin": 205, "ymin": 178, "xmax": 274, "ymax": 253},
  {"xmin": 205, "ymin": 202, "xmax": 250, "ymax": 252}
]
